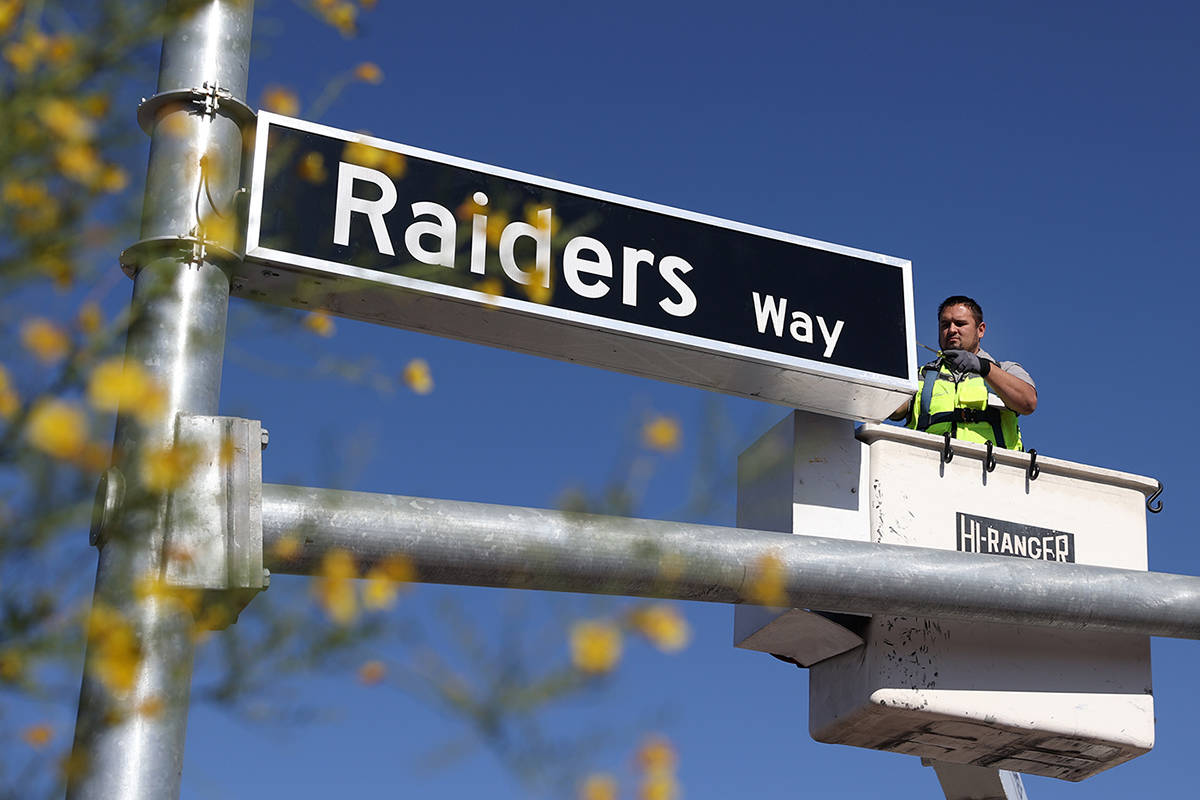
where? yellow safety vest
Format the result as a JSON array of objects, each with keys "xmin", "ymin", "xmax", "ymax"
[{"xmin": 907, "ymin": 363, "xmax": 1023, "ymax": 451}]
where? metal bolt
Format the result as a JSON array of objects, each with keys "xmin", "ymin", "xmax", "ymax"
[
  {"xmin": 89, "ymin": 466, "xmax": 126, "ymax": 547},
  {"xmin": 262, "ymin": 568, "xmax": 271, "ymax": 589},
  {"xmin": 260, "ymin": 427, "xmax": 269, "ymax": 450}
]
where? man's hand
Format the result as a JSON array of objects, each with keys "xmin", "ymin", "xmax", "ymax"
[
  {"xmin": 941, "ymin": 349, "xmax": 987, "ymax": 375},
  {"xmin": 942, "ymin": 349, "xmax": 1038, "ymax": 415}
]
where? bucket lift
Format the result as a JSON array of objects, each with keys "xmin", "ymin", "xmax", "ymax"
[{"xmin": 734, "ymin": 412, "xmax": 1159, "ymax": 790}]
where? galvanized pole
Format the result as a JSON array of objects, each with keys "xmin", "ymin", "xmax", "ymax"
[
  {"xmin": 261, "ymin": 484, "xmax": 1200, "ymax": 640},
  {"xmin": 66, "ymin": 3, "xmax": 254, "ymax": 798}
]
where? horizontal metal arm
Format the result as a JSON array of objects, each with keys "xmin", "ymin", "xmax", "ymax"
[{"xmin": 261, "ymin": 483, "xmax": 1200, "ymax": 640}]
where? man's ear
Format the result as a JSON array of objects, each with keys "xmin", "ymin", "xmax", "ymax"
[{"xmin": 977, "ymin": 321, "xmax": 987, "ymax": 340}]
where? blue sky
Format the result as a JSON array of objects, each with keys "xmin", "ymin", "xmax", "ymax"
[{"xmin": 105, "ymin": 1, "xmax": 1200, "ymax": 797}]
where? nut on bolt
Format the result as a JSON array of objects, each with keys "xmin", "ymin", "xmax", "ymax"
[{"xmin": 260, "ymin": 427, "xmax": 269, "ymax": 450}]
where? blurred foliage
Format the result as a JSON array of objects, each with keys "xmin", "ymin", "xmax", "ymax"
[{"xmin": 0, "ymin": 3, "xmax": 726, "ymax": 799}]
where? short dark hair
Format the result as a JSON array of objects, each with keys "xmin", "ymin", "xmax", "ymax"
[{"xmin": 938, "ymin": 295, "xmax": 983, "ymax": 325}]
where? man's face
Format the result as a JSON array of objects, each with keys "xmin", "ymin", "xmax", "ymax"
[{"xmin": 938, "ymin": 304, "xmax": 985, "ymax": 353}]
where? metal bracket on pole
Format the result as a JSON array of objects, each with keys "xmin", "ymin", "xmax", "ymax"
[
  {"xmin": 89, "ymin": 415, "xmax": 268, "ymax": 629},
  {"xmin": 119, "ymin": 235, "xmax": 242, "ymax": 278},
  {"xmin": 924, "ymin": 759, "xmax": 1028, "ymax": 800},
  {"xmin": 160, "ymin": 414, "xmax": 268, "ymax": 629},
  {"xmin": 136, "ymin": 82, "xmax": 256, "ymax": 134}
]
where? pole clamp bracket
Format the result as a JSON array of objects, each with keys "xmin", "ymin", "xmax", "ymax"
[
  {"xmin": 119, "ymin": 235, "xmax": 242, "ymax": 278},
  {"xmin": 137, "ymin": 82, "xmax": 256, "ymax": 135}
]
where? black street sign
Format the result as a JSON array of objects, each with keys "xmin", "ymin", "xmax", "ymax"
[{"xmin": 243, "ymin": 113, "xmax": 915, "ymax": 420}]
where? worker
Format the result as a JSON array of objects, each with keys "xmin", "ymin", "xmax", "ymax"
[{"xmin": 890, "ymin": 296, "xmax": 1036, "ymax": 450}]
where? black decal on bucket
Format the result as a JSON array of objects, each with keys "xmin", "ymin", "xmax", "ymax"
[{"xmin": 956, "ymin": 512, "xmax": 1076, "ymax": 563}]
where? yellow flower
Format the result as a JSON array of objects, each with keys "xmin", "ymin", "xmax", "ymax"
[
  {"xmin": 21, "ymin": 317, "xmax": 70, "ymax": 363},
  {"xmin": 96, "ymin": 164, "xmax": 128, "ymax": 193},
  {"xmin": 2, "ymin": 178, "xmax": 49, "ymax": 207},
  {"xmin": 477, "ymin": 277, "xmax": 503, "ymax": 298},
  {"xmin": 354, "ymin": 62, "xmax": 383, "ymax": 83},
  {"xmin": 136, "ymin": 696, "xmax": 165, "ymax": 718},
  {"xmin": 160, "ymin": 112, "xmax": 190, "ymax": 138},
  {"xmin": 456, "ymin": 194, "xmax": 487, "ymax": 221},
  {"xmin": 570, "ymin": 620, "xmax": 622, "ymax": 673},
  {"xmin": 201, "ymin": 213, "xmax": 238, "ymax": 250},
  {"xmin": 358, "ymin": 659, "xmax": 386, "ymax": 685},
  {"xmin": 87, "ymin": 358, "xmax": 168, "ymax": 424},
  {"xmin": 579, "ymin": 774, "xmax": 618, "ymax": 800},
  {"xmin": 22, "ymin": 723, "xmax": 53, "ymax": 749},
  {"xmin": 218, "ymin": 433, "xmax": 236, "ymax": 467},
  {"xmin": 363, "ymin": 554, "xmax": 416, "ymax": 610},
  {"xmin": 636, "ymin": 736, "xmax": 681, "ymax": 800},
  {"xmin": 193, "ymin": 605, "xmax": 234, "ymax": 636},
  {"xmin": 80, "ymin": 92, "xmax": 110, "ymax": 118},
  {"xmin": 77, "ymin": 302, "xmax": 102, "ymax": 335},
  {"xmin": 485, "ymin": 211, "xmax": 508, "ymax": 247},
  {"xmin": 38, "ymin": 98, "xmax": 95, "ymax": 141},
  {"xmin": 55, "ymin": 142, "xmax": 102, "ymax": 184},
  {"xmin": 140, "ymin": 442, "xmax": 200, "ymax": 491},
  {"xmin": 402, "ymin": 358, "xmax": 433, "ymax": 395},
  {"xmin": 636, "ymin": 736, "xmax": 677, "ymax": 773},
  {"xmin": 45, "ymin": 33, "xmax": 74, "ymax": 64},
  {"xmin": 658, "ymin": 552, "xmax": 685, "ymax": 584},
  {"xmin": 0, "ymin": 649, "xmax": 23, "ymax": 681},
  {"xmin": 13, "ymin": 198, "xmax": 60, "ymax": 234},
  {"xmin": 524, "ymin": 203, "xmax": 560, "ymax": 236},
  {"xmin": 342, "ymin": 140, "xmax": 371, "ymax": 164},
  {"xmin": 3, "ymin": 38, "xmax": 39, "ymax": 73},
  {"xmin": 297, "ymin": 151, "xmax": 328, "ymax": 183},
  {"xmin": 322, "ymin": 2, "xmax": 357, "ymax": 35},
  {"xmin": 34, "ymin": 249, "xmax": 72, "ymax": 286},
  {"xmin": 272, "ymin": 535, "xmax": 302, "ymax": 561},
  {"xmin": 312, "ymin": 549, "xmax": 358, "ymax": 625},
  {"xmin": 86, "ymin": 603, "xmax": 141, "ymax": 694},
  {"xmin": 27, "ymin": 399, "xmax": 88, "ymax": 460},
  {"xmin": 641, "ymin": 415, "xmax": 681, "ymax": 453},
  {"xmin": 262, "ymin": 86, "xmax": 300, "ymax": 116},
  {"xmin": 746, "ymin": 552, "xmax": 788, "ymax": 607},
  {"xmin": 304, "ymin": 311, "xmax": 335, "ymax": 337},
  {"xmin": 628, "ymin": 604, "xmax": 690, "ymax": 653},
  {"xmin": 0, "ymin": 364, "xmax": 20, "ymax": 418},
  {"xmin": 46, "ymin": 34, "xmax": 75, "ymax": 64},
  {"xmin": 521, "ymin": 267, "xmax": 552, "ymax": 304},
  {"xmin": 362, "ymin": 570, "xmax": 399, "ymax": 611},
  {"xmin": 0, "ymin": 1, "xmax": 22, "ymax": 35},
  {"xmin": 134, "ymin": 572, "xmax": 201, "ymax": 616},
  {"xmin": 343, "ymin": 140, "xmax": 407, "ymax": 178},
  {"xmin": 639, "ymin": 770, "xmax": 679, "ymax": 800}
]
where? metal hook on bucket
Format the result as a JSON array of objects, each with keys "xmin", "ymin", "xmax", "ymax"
[
  {"xmin": 1147, "ymin": 481, "xmax": 1164, "ymax": 513},
  {"xmin": 984, "ymin": 441, "xmax": 997, "ymax": 474},
  {"xmin": 941, "ymin": 432, "xmax": 954, "ymax": 464},
  {"xmin": 1026, "ymin": 449, "xmax": 1040, "ymax": 481}
]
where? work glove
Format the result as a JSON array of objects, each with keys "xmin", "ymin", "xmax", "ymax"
[{"xmin": 941, "ymin": 349, "xmax": 992, "ymax": 376}]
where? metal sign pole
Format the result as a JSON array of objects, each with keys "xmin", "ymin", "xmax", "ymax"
[
  {"xmin": 66, "ymin": 3, "xmax": 254, "ymax": 798},
  {"xmin": 259, "ymin": 483, "xmax": 1200, "ymax": 640}
]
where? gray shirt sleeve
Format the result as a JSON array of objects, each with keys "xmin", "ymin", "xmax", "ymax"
[{"xmin": 998, "ymin": 360, "xmax": 1035, "ymax": 389}]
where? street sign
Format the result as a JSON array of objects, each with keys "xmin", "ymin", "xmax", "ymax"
[{"xmin": 243, "ymin": 112, "xmax": 916, "ymax": 421}]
